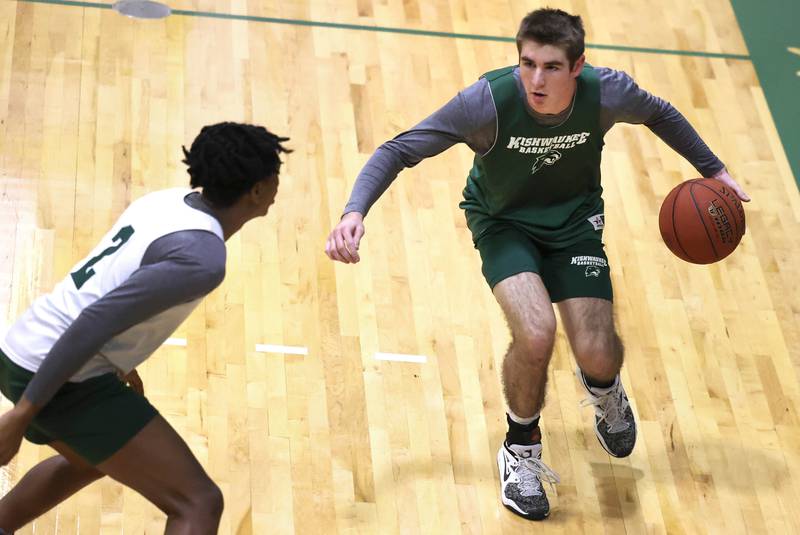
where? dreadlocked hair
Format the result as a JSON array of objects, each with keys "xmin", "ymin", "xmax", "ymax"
[{"xmin": 182, "ymin": 122, "xmax": 292, "ymax": 207}]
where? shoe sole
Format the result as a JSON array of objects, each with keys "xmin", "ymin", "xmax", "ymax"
[
  {"xmin": 496, "ymin": 448, "xmax": 550, "ymax": 521},
  {"xmin": 501, "ymin": 502, "xmax": 549, "ymax": 521}
]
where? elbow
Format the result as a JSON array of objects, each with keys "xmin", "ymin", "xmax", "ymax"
[
  {"xmin": 191, "ymin": 263, "xmax": 226, "ymax": 297},
  {"xmin": 206, "ymin": 264, "xmax": 226, "ymax": 291}
]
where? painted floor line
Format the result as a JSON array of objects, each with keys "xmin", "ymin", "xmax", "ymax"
[
  {"xmin": 163, "ymin": 337, "xmax": 187, "ymax": 347},
  {"xmin": 374, "ymin": 352, "xmax": 427, "ymax": 364},
  {"xmin": 255, "ymin": 344, "xmax": 309, "ymax": 356},
  {"xmin": 19, "ymin": 0, "xmax": 751, "ymax": 61}
]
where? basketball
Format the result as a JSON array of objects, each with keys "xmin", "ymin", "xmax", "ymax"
[{"xmin": 658, "ymin": 178, "xmax": 746, "ymax": 264}]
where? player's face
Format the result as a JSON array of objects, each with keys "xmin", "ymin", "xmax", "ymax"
[
  {"xmin": 518, "ymin": 40, "xmax": 585, "ymax": 114},
  {"xmin": 253, "ymin": 174, "xmax": 279, "ymax": 216}
]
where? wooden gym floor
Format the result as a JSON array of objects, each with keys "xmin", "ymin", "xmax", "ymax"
[{"xmin": 1, "ymin": 0, "xmax": 799, "ymax": 533}]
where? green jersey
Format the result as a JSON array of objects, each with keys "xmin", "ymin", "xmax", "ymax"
[{"xmin": 460, "ymin": 65, "xmax": 605, "ymax": 248}]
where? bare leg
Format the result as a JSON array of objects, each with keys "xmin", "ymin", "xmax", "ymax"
[
  {"xmin": 494, "ymin": 272, "xmax": 557, "ymax": 435},
  {"xmin": 94, "ymin": 415, "xmax": 223, "ymax": 535},
  {"xmin": 558, "ymin": 298, "xmax": 636, "ymax": 458},
  {"xmin": 0, "ymin": 415, "xmax": 222, "ymax": 535},
  {"xmin": 557, "ymin": 297, "xmax": 623, "ymax": 381},
  {"xmin": 0, "ymin": 447, "xmax": 102, "ymax": 533},
  {"xmin": 493, "ymin": 272, "xmax": 559, "ymax": 519}
]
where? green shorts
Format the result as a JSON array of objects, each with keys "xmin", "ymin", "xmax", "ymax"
[
  {"xmin": 0, "ymin": 349, "xmax": 158, "ymax": 465},
  {"xmin": 474, "ymin": 224, "xmax": 613, "ymax": 302}
]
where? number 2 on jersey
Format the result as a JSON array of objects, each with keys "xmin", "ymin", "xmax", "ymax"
[{"xmin": 71, "ymin": 225, "xmax": 135, "ymax": 289}]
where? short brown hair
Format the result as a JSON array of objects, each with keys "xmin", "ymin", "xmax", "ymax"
[{"xmin": 516, "ymin": 8, "xmax": 585, "ymax": 67}]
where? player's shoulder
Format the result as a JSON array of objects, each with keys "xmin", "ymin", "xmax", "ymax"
[
  {"xmin": 462, "ymin": 65, "xmax": 522, "ymax": 99},
  {"xmin": 147, "ymin": 229, "xmax": 226, "ymax": 273},
  {"xmin": 591, "ymin": 66, "xmax": 636, "ymax": 87},
  {"xmin": 480, "ymin": 65, "xmax": 516, "ymax": 82},
  {"xmin": 122, "ymin": 188, "xmax": 195, "ymax": 223},
  {"xmin": 196, "ymin": 238, "xmax": 226, "ymax": 288},
  {"xmin": 462, "ymin": 74, "xmax": 490, "ymax": 95},
  {"xmin": 591, "ymin": 66, "xmax": 645, "ymax": 106},
  {"xmin": 131, "ymin": 187, "xmax": 191, "ymax": 207},
  {"xmin": 453, "ymin": 75, "xmax": 493, "ymax": 111},
  {"xmin": 185, "ymin": 231, "xmax": 227, "ymax": 272},
  {"xmin": 175, "ymin": 231, "xmax": 226, "ymax": 289}
]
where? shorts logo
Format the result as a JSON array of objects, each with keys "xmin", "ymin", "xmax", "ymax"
[
  {"xmin": 570, "ymin": 255, "xmax": 607, "ymax": 267},
  {"xmin": 585, "ymin": 266, "xmax": 601, "ymax": 277},
  {"xmin": 587, "ymin": 214, "xmax": 604, "ymax": 231}
]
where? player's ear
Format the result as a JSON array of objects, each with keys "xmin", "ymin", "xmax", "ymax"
[
  {"xmin": 249, "ymin": 176, "xmax": 277, "ymax": 205},
  {"xmin": 571, "ymin": 54, "xmax": 586, "ymax": 77},
  {"xmin": 249, "ymin": 180, "xmax": 265, "ymax": 203}
]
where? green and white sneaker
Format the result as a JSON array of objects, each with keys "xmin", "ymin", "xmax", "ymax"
[
  {"xmin": 497, "ymin": 442, "xmax": 560, "ymax": 520},
  {"xmin": 577, "ymin": 369, "xmax": 637, "ymax": 458}
]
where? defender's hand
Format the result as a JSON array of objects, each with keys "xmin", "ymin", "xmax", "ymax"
[
  {"xmin": 120, "ymin": 369, "xmax": 144, "ymax": 396},
  {"xmin": 326, "ymin": 212, "xmax": 365, "ymax": 264},
  {"xmin": 0, "ymin": 407, "xmax": 29, "ymax": 466}
]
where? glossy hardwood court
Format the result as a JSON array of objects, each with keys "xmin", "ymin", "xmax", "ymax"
[{"xmin": 1, "ymin": 0, "xmax": 799, "ymax": 533}]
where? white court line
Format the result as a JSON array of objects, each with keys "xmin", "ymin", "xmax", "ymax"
[
  {"xmin": 374, "ymin": 352, "xmax": 427, "ymax": 364},
  {"xmin": 255, "ymin": 344, "xmax": 308, "ymax": 356},
  {"xmin": 0, "ymin": 392, "xmax": 13, "ymax": 494},
  {"xmin": 163, "ymin": 338, "xmax": 187, "ymax": 347},
  {"xmin": 0, "ymin": 465, "xmax": 12, "ymax": 497}
]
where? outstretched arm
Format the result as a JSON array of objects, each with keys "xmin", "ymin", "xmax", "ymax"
[
  {"xmin": 598, "ymin": 68, "xmax": 749, "ymax": 201},
  {"xmin": 327, "ymin": 78, "xmax": 498, "ymax": 263}
]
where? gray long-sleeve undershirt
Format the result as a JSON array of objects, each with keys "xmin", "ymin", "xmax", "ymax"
[
  {"xmin": 22, "ymin": 193, "xmax": 226, "ymax": 407},
  {"xmin": 343, "ymin": 66, "xmax": 725, "ymax": 216}
]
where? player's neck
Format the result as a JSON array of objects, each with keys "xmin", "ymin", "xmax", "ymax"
[
  {"xmin": 194, "ymin": 200, "xmax": 246, "ymax": 241},
  {"xmin": 211, "ymin": 206, "xmax": 252, "ymax": 241},
  {"xmin": 193, "ymin": 192, "xmax": 259, "ymax": 241}
]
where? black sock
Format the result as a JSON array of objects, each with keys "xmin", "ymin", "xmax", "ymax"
[
  {"xmin": 582, "ymin": 371, "xmax": 615, "ymax": 389},
  {"xmin": 505, "ymin": 414, "xmax": 541, "ymax": 446}
]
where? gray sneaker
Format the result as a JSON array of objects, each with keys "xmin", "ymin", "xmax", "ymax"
[
  {"xmin": 577, "ymin": 369, "xmax": 637, "ymax": 457},
  {"xmin": 497, "ymin": 442, "xmax": 560, "ymax": 520}
]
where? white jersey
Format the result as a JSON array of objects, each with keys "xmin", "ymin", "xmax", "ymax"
[{"xmin": 1, "ymin": 188, "xmax": 224, "ymax": 381}]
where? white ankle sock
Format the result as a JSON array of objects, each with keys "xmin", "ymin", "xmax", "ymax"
[{"xmin": 507, "ymin": 409, "xmax": 540, "ymax": 426}]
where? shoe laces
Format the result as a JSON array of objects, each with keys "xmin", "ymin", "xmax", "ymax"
[
  {"xmin": 581, "ymin": 384, "xmax": 630, "ymax": 433},
  {"xmin": 515, "ymin": 455, "xmax": 561, "ymax": 497}
]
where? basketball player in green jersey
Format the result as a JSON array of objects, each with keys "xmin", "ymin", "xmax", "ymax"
[
  {"xmin": 325, "ymin": 8, "xmax": 750, "ymax": 521},
  {"xmin": 0, "ymin": 123, "xmax": 290, "ymax": 534}
]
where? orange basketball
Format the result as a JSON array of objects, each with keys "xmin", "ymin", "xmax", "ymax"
[{"xmin": 658, "ymin": 178, "xmax": 745, "ymax": 264}]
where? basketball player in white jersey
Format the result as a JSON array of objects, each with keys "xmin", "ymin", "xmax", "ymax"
[{"xmin": 0, "ymin": 122, "xmax": 290, "ymax": 534}]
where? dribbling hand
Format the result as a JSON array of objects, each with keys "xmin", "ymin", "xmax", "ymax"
[
  {"xmin": 711, "ymin": 167, "xmax": 750, "ymax": 202},
  {"xmin": 325, "ymin": 212, "xmax": 365, "ymax": 264}
]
